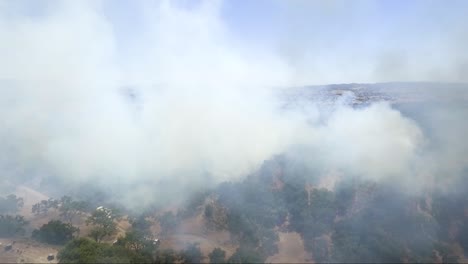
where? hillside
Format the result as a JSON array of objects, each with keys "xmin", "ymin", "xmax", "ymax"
[{"xmin": 1, "ymin": 82, "xmax": 468, "ymax": 263}]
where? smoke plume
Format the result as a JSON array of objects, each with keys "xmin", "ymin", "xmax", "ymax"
[{"xmin": 0, "ymin": 0, "xmax": 466, "ymax": 209}]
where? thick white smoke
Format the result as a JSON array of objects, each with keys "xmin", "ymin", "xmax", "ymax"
[{"xmin": 1, "ymin": 0, "xmax": 462, "ymax": 207}]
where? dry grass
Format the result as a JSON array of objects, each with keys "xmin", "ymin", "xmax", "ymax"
[
  {"xmin": 9, "ymin": 186, "xmax": 242, "ymax": 263},
  {"xmin": 266, "ymin": 231, "xmax": 311, "ymax": 263},
  {"xmin": 0, "ymin": 238, "xmax": 59, "ymax": 263}
]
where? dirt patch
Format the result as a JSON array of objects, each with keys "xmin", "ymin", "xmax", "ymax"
[
  {"xmin": 0, "ymin": 238, "xmax": 59, "ymax": 263},
  {"xmin": 266, "ymin": 231, "xmax": 311, "ymax": 263},
  {"xmin": 159, "ymin": 214, "xmax": 237, "ymax": 263}
]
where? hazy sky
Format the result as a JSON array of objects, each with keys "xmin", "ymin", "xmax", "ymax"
[
  {"xmin": 101, "ymin": 0, "xmax": 468, "ymax": 84},
  {"xmin": 3, "ymin": 0, "xmax": 467, "ymax": 84}
]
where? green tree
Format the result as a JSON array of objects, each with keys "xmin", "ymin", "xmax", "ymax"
[
  {"xmin": 58, "ymin": 237, "xmax": 106, "ymax": 263},
  {"xmin": 58, "ymin": 237, "xmax": 152, "ymax": 263},
  {"xmin": 32, "ymin": 220, "xmax": 79, "ymax": 245},
  {"xmin": 32, "ymin": 198, "xmax": 59, "ymax": 216},
  {"xmin": 180, "ymin": 243, "xmax": 203, "ymax": 264},
  {"xmin": 0, "ymin": 214, "xmax": 28, "ymax": 237},
  {"xmin": 0, "ymin": 195, "xmax": 24, "ymax": 214},
  {"xmin": 128, "ymin": 215, "xmax": 152, "ymax": 233},
  {"xmin": 158, "ymin": 211, "xmax": 179, "ymax": 236},
  {"xmin": 227, "ymin": 246, "xmax": 264, "ymax": 263},
  {"xmin": 86, "ymin": 207, "xmax": 119, "ymax": 243},
  {"xmin": 153, "ymin": 249, "xmax": 180, "ymax": 264},
  {"xmin": 178, "ymin": 191, "xmax": 209, "ymax": 218},
  {"xmin": 209, "ymin": 247, "xmax": 226, "ymax": 263},
  {"xmin": 59, "ymin": 196, "xmax": 89, "ymax": 223},
  {"xmin": 115, "ymin": 230, "xmax": 156, "ymax": 253}
]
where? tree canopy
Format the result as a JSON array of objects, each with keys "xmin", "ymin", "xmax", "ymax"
[
  {"xmin": 0, "ymin": 194, "xmax": 24, "ymax": 214},
  {"xmin": 32, "ymin": 220, "xmax": 79, "ymax": 245},
  {"xmin": 0, "ymin": 214, "xmax": 28, "ymax": 237},
  {"xmin": 86, "ymin": 207, "xmax": 120, "ymax": 243}
]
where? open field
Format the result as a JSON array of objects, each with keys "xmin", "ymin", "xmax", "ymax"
[{"xmin": 0, "ymin": 237, "xmax": 59, "ymax": 263}]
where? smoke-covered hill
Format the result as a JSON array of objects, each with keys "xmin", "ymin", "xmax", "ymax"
[
  {"xmin": 2, "ymin": 81, "xmax": 468, "ymax": 263},
  {"xmin": 282, "ymin": 82, "xmax": 468, "ymax": 108}
]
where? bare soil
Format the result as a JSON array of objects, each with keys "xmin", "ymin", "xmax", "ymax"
[
  {"xmin": 0, "ymin": 237, "xmax": 59, "ymax": 263},
  {"xmin": 266, "ymin": 231, "xmax": 311, "ymax": 263}
]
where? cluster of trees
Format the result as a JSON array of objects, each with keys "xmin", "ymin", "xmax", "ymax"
[
  {"xmin": 157, "ymin": 211, "xmax": 180, "ymax": 236},
  {"xmin": 208, "ymin": 247, "xmax": 226, "ymax": 263},
  {"xmin": 5, "ymin": 155, "xmax": 468, "ymax": 263},
  {"xmin": 32, "ymin": 205, "xmax": 145, "ymax": 262},
  {"xmin": 58, "ymin": 235, "xmax": 265, "ymax": 264},
  {"xmin": 0, "ymin": 194, "xmax": 24, "ymax": 213},
  {"xmin": 30, "ymin": 197, "xmax": 127, "ymax": 248},
  {"xmin": 0, "ymin": 214, "xmax": 28, "ymax": 237},
  {"xmin": 58, "ymin": 238, "xmax": 200, "ymax": 263},
  {"xmin": 192, "ymin": 155, "xmax": 468, "ymax": 263},
  {"xmin": 86, "ymin": 207, "xmax": 121, "ymax": 243},
  {"xmin": 32, "ymin": 220, "xmax": 79, "ymax": 244},
  {"xmin": 58, "ymin": 237, "xmax": 153, "ymax": 263},
  {"xmin": 32, "ymin": 196, "xmax": 91, "ymax": 223},
  {"xmin": 213, "ymin": 179, "xmax": 280, "ymax": 262},
  {"xmin": 60, "ymin": 196, "xmax": 91, "ymax": 223},
  {"xmin": 32, "ymin": 198, "xmax": 59, "ymax": 216},
  {"xmin": 0, "ymin": 194, "xmax": 27, "ymax": 237},
  {"xmin": 275, "ymin": 162, "xmax": 465, "ymax": 263}
]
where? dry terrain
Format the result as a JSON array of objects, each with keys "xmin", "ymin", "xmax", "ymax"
[
  {"xmin": 6, "ymin": 185, "xmax": 240, "ymax": 263},
  {"xmin": 0, "ymin": 238, "xmax": 59, "ymax": 263},
  {"xmin": 161, "ymin": 213, "xmax": 238, "ymax": 262},
  {"xmin": 266, "ymin": 231, "xmax": 310, "ymax": 263},
  {"xmin": 6, "ymin": 184, "xmax": 322, "ymax": 263}
]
